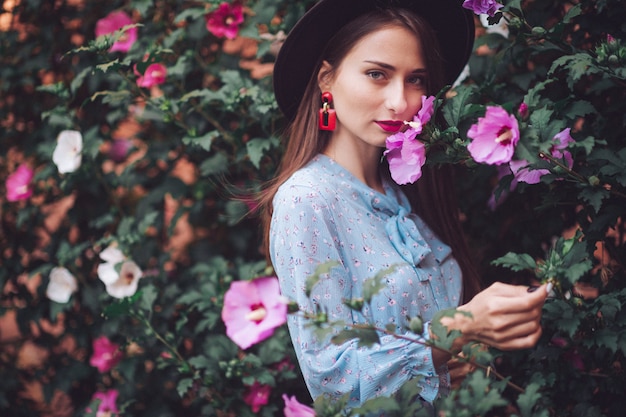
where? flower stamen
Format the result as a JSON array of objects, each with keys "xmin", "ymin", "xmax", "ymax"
[
  {"xmin": 495, "ymin": 128, "xmax": 513, "ymax": 144},
  {"xmin": 246, "ymin": 305, "xmax": 267, "ymax": 323}
]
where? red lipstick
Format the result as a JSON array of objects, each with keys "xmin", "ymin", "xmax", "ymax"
[{"xmin": 376, "ymin": 120, "xmax": 404, "ymax": 133}]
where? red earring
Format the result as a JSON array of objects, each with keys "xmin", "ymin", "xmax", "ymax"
[{"xmin": 318, "ymin": 92, "xmax": 336, "ymax": 131}]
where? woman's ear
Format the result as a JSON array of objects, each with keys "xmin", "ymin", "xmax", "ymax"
[{"xmin": 317, "ymin": 60, "xmax": 333, "ymax": 92}]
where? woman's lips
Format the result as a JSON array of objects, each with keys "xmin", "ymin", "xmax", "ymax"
[{"xmin": 376, "ymin": 120, "xmax": 404, "ymax": 133}]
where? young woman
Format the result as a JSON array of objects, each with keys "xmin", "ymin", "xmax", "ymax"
[{"xmin": 260, "ymin": 0, "xmax": 549, "ymax": 409}]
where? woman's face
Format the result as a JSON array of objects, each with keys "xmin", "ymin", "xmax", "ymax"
[{"xmin": 319, "ymin": 25, "xmax": 427, "ymax": 150}]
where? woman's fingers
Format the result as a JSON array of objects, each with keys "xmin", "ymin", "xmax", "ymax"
[
  {"xmin": 447, "ymin": 358, "xmax": 475, "ymax": 388},
  {"xmin": 454, "ymin": 282, "xmax": 549, "ymax": 350}
]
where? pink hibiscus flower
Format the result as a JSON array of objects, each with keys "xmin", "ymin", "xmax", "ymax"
[
  {"xmin": 109, "ymin": 139, "xmax": 132, "ymax": 163},
  {"xmin": 90, "ymin": 389, "xmax": 119, "ymax": 416},
  {"xmin": 135, "ymin": 63, "xmax": 167, "ymax": 88},
  {"xmin": 467, "ymin": 106, "xmax": 520, "ymax": 165},
  {"xmin": 89, "ymin": 335, "xmax": 123, "ymax": 373},
  {"xmin": 511, "ymin": 127, "xmax": 574, "ymax": 184},
  {"xmin": 243, "ymin": 382, "xmax": 271, "ymax": 413},
  {"xmin": 462, "ymin": 0, "xmax": 504, "ymax": 16},
  {"xmin": 283, "ymin": 394, "xmax": 316, "ymax": 417},
  {"xmin": 385, "ymin": 132, "xmax": 427, "ymax": 185},
  {"xmin": 6, "ymin": 163, "xmax": 34, "ymax": 202},
  {"xmin": 221, "ymin": 276, "xmax": 288, "ymax": 349},
  {"xmin": 95, "ymin": 10, "xmax": 137, "ymax": 53},
  {"xmin": 384, "ymin": 95, "xmax": 435, "ymax": 185},
  {"xmin": 205, "ymin": 2, "xmax": 244, "ymax": 39}
]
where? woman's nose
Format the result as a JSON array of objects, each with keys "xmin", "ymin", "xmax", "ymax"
[{"xmin": 385, "ymin": 81, "xmax": 409, "ymax": 115}]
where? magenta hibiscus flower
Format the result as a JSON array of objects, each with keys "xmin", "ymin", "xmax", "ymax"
[
  {"xmin": 90, "ymin": 389, "xmax": 119, "ymax": 415},
  {"xmin": 462, "ymin": 0, "xmax": 504, "ymax": 16},
  {"xmin": 135, "ymin": 63, "xmax": 167, "ymax": 88},
  {"xmin": 511, "ymin": 127, "xmax": 574, "ymax": 184},
  {"xmin": 6, "ymin": 163, "xmax": 34, "ymax": 202},
  {"xmin": 95, "ymin": 10, "xmax": 137, "ymax": 53},
  {"xmin": 283, "ymin": 394, "xmax": 316, "ymax": 417},
  {"xmin": 467, "ymin": 106, "xmax": 520, "ymax": 165},
  {"xmin": 385, "ymin": 131, "xmax": 427, "ymax": 185},
  {"xmin": 384, "ymin": 95, "xmax": 435, "ymax": 185},
  {"xmin": 89, "ymin": 335, "xmax": 123, "ymax": 373},
  {"xmin": 243, "ymin": 382, "xmax": 271, "ymax": 413},
  {"xmin": 205, "ymin": 2, "xmax": 244, "ymax": 39},
  {"xmin": 221, "ymin": 276, "xmax": 287, "ymax": 349}
]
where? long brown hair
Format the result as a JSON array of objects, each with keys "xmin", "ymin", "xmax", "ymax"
[{"xmin": 259, "ymin": 7, "xmax": 481, "ymax": 302}]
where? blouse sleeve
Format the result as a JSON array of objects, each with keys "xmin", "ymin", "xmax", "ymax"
[{"xmin": 269, "ymin": 183, "xmax": 444, "ymax": 406}]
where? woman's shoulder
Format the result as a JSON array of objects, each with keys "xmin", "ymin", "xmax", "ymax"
[{"xmin": 274, "ymin": 156, "xmax": 339, "ymax": 206}]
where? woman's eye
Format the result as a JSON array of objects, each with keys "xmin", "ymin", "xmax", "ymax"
[
  {"xmin": 367, "ymin": 71, "xmax": 385, "ymax": 80},
  {"xmin": 407, "ymin": 75, "xmax": 426, "ymax": 87}
]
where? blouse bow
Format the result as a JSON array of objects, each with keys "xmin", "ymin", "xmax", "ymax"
[{"xmin": 373, "ymin": 194, "xmax": 433, "ymax": 279}]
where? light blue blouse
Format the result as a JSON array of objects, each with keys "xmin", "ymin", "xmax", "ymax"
[{"xmin": 269, "ymin": 154, "xmax": 463, "ymax": 408}]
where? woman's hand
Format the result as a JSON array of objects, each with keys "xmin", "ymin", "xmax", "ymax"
[
  {"xmin": 454, "ymin": 282, "xmax": 549, "ymax": 351},
  {"xmin": 447, "ymin": 356, "xmax": 475, "ymax": 389},
  {"xmin": 431, "ymin": 282, "xmax": 549, "ymax": 369}
]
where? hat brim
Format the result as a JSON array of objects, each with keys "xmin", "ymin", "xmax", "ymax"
[{"xmin": 273, "ymin": 0, "xmax": 475, "ymax": 121}]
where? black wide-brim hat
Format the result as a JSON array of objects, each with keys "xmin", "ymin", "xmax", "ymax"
[{"xmin": 273, "ymin": 0, "xmax": 475, "ymax": 121}]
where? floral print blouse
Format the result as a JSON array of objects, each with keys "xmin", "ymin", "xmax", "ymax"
[{"xmin": 269, "ymin": 154, "xmax": 463, "ymax": 407}]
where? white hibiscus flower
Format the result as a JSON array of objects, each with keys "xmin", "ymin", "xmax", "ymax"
[
  {"xmin": 97, "ymin": 244, "xmax": 143, "ymax": 299},
  {"xmin": 46, "ymin": 267, "xmax": 78, "ymax": 303},
  {"xmin": 52, "ymin": 130, "xmax": 83, "ymax": 174}
]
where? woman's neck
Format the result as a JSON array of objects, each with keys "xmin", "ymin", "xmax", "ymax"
[{"xmin": 322, "ymin": 135, "xmax": 385, "ymax": 194}]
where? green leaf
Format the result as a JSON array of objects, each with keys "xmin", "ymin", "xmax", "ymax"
[
  {"xmin": 200, "ymin": 152, "xmax": 230, "ymax": 176},
  {"xmin": 137, "ymin": 211, "xmax": 159, "ymax": 234},
  {"xmin": 81, "ymin": 126, "xmax": 103, "ymax": 160},
  {"xmin": 351, "ymin": 396, "xmax": 400, "ymax": 415},
  {"xmin": 462, "ymin": 371, "xmax": 508, "ymax": 413},
  {"xmin": 516, "ymin": 382, "xmax": 544, "ymax": 417},
  {"xmin": 556, "ymin": 311, "xmax": 580, "ymax": 337},
  {"xmin": 529, "ymin": 107, "xmax": 565, "ymax": 141},
  {"xmin": 188, "ymin": 355, "xmax": 212, "ymax": 370},
  {"xmin": 305, "ymin": 261, "xmax": 340, "ymax": 297},
  {"xmin": 443, "ymin": 84, "xmax": 476, "ymax": 127},
  {"xmin": 246, "ymin": 137, "xmax": 278, "ymax": 169},
  {"xmin": 522, "ymin": 80, "xmax": 553, "ymax": 109},
  {"xmin": 549, "ymin": 54, "xmax": 602, "ymax": 89},
  {"xmin": 564, "ymin": 260, "xmax": 593, "ymax": 284},
  {"xmin": 177, "ymin": 378, "xmax": 194, "ymax": 397},
  {"xmin": 562, "ymin": 3, "xmax": 582, "ymax": 23},
  {"xmin": 139, "ymin": 285, "xmax": 158, "ymax": 312},
  {"xmin": 179, "ymin": 88, "xmax": 223, "ymax": 103},
  {"xmin": 597, "ymin": 296, "xmax": 622, "ymax": 320},
  {"xmin": 578, "ymin": 187, "xmax": 610, "ymax": 213},
  {"xmin": 565, "ymin": 100, "xmax": 596, "ymax": 118},
  {"xmin": 90, "ymin": 90, "xmax": 131, "ymax": 104},
  {"xmin": 130, "ymin": 0, "xmax": 153, "ymax": 15},
  {"xmin": 102, "ymin": 291, "xmax": 143, "ymax": 319},
  {"xmin": 492, "ymin": 252, "xmax": 537, "ymax": 272},
  {"xmin": 183, "ymin": 131, "xmax": 220, "ymax": 151},
  {"xmin": 174, "ymin": 8, "xmax": 207, "ymax": 24},
  {"xmin": 593, "ymin": 328, "xmax": 619, "ymax": 352},
  {"xmin": 331, "ymin": 326, "xmax": 380, "ymax": 348},
  {"xmin": 95, "ymin": 59, "xmax": 121, "ymax": 73},
  {"xmin": 362, "ymin": 266, "xmax": 396, "ymax": 303},
  {"xmin": 430, "ymin": 309, "xmax": 469, "ymax": 351}
]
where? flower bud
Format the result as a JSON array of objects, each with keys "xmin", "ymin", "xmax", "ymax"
[
  {"xmin": 287, "ymin": 301, "xmax": 300, "ymax": 314},
  {"xmin": 588, "ymin": 175, "xmax": 600, "ymax": 186},
  {"xmin": 518, "ymin": 102, "xmax": 529, "ymax": 119},
  {"xmin": 507, "ymin": 16, "xmax": 524, "ymax": 32},
  {"xmin": 345, "ymin": 298, "xmax": 364, "ymax": 311},
  {"xmin": 409, "ymin": 316, "xmax": 424, "ymax": 334},
  {"xmin": 531, "ymin": 26, "xmax": 547, "ymax": 37}
]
